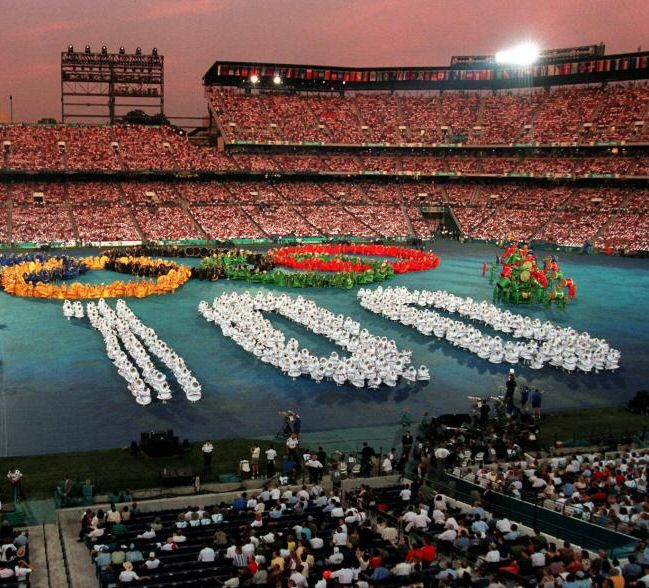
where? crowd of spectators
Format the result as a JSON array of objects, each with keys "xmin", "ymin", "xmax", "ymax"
[
  {"xmin": 468, "ymin": 449, "xmax": 649, "ymax": 536},
  {"xmin": 0, "ymin": 520, "xmax": 31, "ymax": 585},
  {"xmin": 74, "ymin": 442, "xmax": 649, "ymax": 588},
  {"xmin": 205, "ymin": 84, "xmax": 649, "ymax": 146},
  {"xmin": 1, "ymin": 176, "xmax": 649, "ymax": 250}
]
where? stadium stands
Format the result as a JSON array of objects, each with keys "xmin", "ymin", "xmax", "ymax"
[
  {"xmin": 2, "ymin": 81, "xmax": 649, "ymax": 250},
  {"xmin": 0, "ymin": 176, "xmax": 648, "ymax": 249},
  {"xmin": 206, "ymin": 84, "xmax": 649, "ymax": 146}
]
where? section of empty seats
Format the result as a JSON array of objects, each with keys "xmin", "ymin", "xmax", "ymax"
[
  {"xmin": 133, "ymin": 206, "xmax": 202, "ymax": 240},
  {"xmin": 243, "ymin": 205, "xmax": 316, "ymax": 236},
  {"xmin": 113, "ymin": 125, "xmax": 180, "ymax": 170},
  {"xmin": 3, "ymin": 125, "xmax": 65, "ymax": 170},
  {"xmin": 191, "ymin": 206, "xmax": 263, "ymax": 239}
]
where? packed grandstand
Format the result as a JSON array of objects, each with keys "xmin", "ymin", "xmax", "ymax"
[{"xmin": 2, "ymin": 51, "xmax": 649, "ymax": 254}]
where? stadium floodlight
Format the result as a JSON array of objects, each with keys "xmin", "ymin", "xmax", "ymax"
[
  {"xmin": 250, "ymin": 74, "xmax": 259, "ymax": 84},
  {"xmin": 273, "ymin": 75, "xmax": 282, "ymax": 85},
  {"xmin": 84, "ymin": 45, "xmax": 91, "ymax": 54},
  {"xmin": 67, "ymin": 44, "xmax": 74, "ymax": 54},
  {"xmin": 119, "ymin": 47, "xmax": 125, "ymax": 55},
  {"xmin": 495, "ymin": 42, "xmax": 539, "ymax": 66}
]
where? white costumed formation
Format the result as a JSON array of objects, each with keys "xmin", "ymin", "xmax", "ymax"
[
  {"xmin": 199, "ymin": 291, "xmax": 429, "ymax": 388},
  {"xmin": 358, "ymin": 287, "xmax": 621, "ymax": 373},
  {"xmin": 64, "ymin": 299, "xmax": 202, "ymax": 405}
]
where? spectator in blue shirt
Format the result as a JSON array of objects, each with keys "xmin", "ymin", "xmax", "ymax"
[
  {"xmin": 232, "ymin": 493, "xmax": 247, "ymax": 511},
  {"xmin": 369, "ymin": 566, "xmax": 390, "ymax": 582},
  {"xmin": 471, "ymin": 515, "xmax": 489, "ymax": 535}
]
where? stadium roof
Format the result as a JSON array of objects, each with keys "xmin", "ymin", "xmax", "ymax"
[{"xmin": 204, "ymin": 48, "xmax": 649, "ymax": 91}]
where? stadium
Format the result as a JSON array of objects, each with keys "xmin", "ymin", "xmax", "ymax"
[{"xmin": 0, "ymin": 3, "xmax": 649, "ymax": 587}]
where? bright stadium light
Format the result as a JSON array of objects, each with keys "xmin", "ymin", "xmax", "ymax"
[
  {"xmin": 495, "ymin": 42, "xmax": 540, "ymax": 66},
  {"xmin": 273, "ymin": 75, "xmax": 282, "ymax": 85},
  {"xmin": 250, "ymin": 74, "xmax": 259, "ymax": 84}
]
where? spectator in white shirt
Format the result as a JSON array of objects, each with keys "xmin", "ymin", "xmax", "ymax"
[
  {"xmin": 198, "ymin": 545, "xmax": 216, "ymax": 562},
  {"xmin": 144, "ymin": 553, "xmax": 161, "ymax": 570}
]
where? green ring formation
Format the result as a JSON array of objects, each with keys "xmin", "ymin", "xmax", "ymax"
[{"xmin": 102, "ymin": 245, "xmax": 397, "ymax": 289}]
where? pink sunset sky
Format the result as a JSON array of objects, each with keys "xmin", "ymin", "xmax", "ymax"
[{"xmin": 1, "ymin": 0, "xmax": 648, "ymax": 122}]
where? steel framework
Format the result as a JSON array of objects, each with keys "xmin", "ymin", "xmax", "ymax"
[{"xmin": 61, "ymin": 47, "xmax": 164, "ymax": 123}]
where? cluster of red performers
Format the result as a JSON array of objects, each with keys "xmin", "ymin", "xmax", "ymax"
[
  {"xmin": 490, "ymin": 244, "xmax": 576, "ymax": 306},
  {"xmin": 271, "ymin": 243, "xmax": 441, "ymax": 274}
]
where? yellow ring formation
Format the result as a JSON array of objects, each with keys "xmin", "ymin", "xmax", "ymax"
[{"xmin": 0, "ymin": 256, "xmax": 192, "ymax": 299}]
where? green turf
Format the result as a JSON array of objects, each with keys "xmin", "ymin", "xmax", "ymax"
[
  {"xmin": 538, "ymin": 407, "xmax": 649, "ymax": 446},
  {"xmin": 1, "ymin": 407, "xmax": 647, "ymax": 502},
  {"xmin": 0, "ymin": 438, "xmax": 263, "ymax": 501}
]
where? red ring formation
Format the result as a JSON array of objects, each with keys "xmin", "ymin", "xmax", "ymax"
[{"xmin": 270, "ymin": 244, "xmax": 441, "ymax": 274}]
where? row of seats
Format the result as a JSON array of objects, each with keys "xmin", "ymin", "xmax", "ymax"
[{"xmin": 207, "ymin": 84, "xmax": 649, "ymax": 145}]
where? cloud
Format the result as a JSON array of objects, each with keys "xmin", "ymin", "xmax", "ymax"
[
  {"xmin": 9, "ymin": 19, "xmax": 82, "ymax": 41},
  {"xmin": 131, "ymin": 0, "xmax": 223, "ymax": 21}
]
